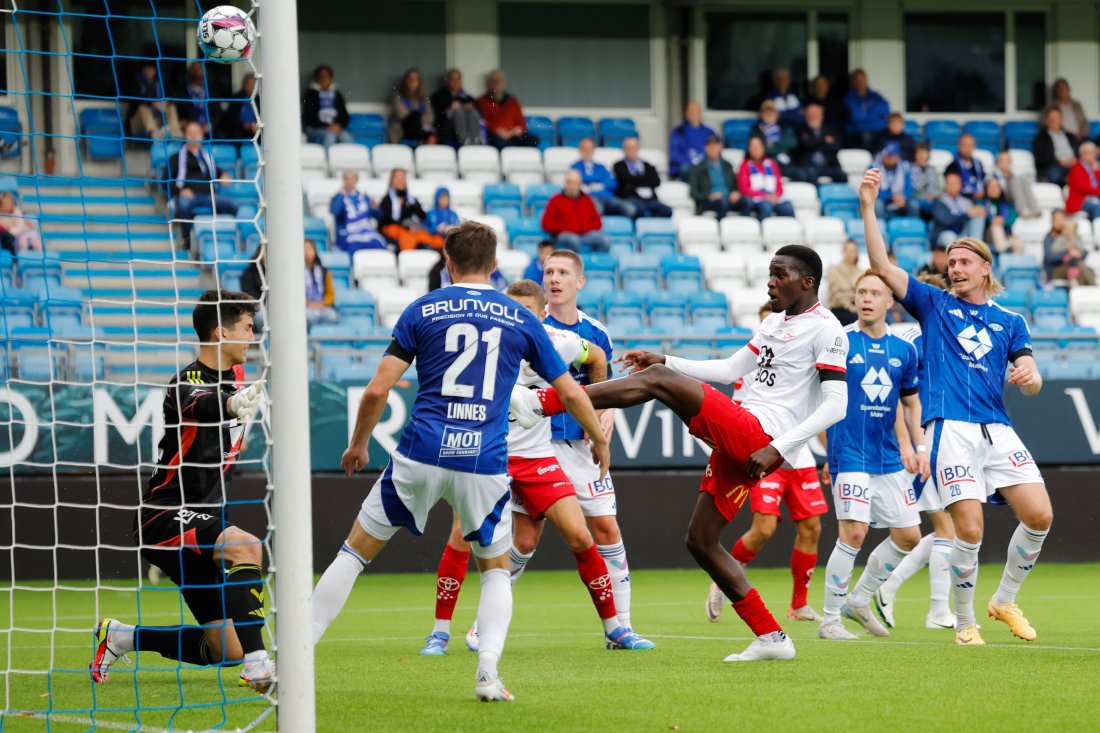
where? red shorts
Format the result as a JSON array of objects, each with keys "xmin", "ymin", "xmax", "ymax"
[
  {"xmin": 751, "ymin": 466, "xmax": 828, "ymax": 522},
  {"xmin": 508, "ymin": 455, "xmax": 575, "ymax": 521},
  {"xmin": 690, "ymin": 385, "xmax": 782, "ymax": 522}
]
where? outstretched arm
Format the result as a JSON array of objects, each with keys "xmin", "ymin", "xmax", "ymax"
[
  {"xmin": 860, "ymin": 168, "xmax": 911, "ymax": 300},
  {"xmin": 552, "ymin": 373, "xmax": 610, "ymax": 479},
  {"xmin": 618, "ymin": 346, "xmax": 757, "ymax": 384}
]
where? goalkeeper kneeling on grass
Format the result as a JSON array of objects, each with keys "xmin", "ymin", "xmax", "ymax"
[{"xmin": 90, "ymin": 290, "xmax": 275, "ymax": 692}]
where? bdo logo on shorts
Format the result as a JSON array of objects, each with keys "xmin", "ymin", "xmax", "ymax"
[
  {"xmin": 838, "ymin": 483, "xmax": 868, "ymax": 503},
  {"xmin": 440, "ymin": 426, "xmax": 482, "ymax": 457}
]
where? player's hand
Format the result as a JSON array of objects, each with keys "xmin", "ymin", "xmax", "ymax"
[
  {"xmin": 859, "ymin": 169, "xmax": 880, "ymax": 209},
  {"xmin": 340, "ymin": 443, "xmax": 370, "ymax": 476},
  {"xmin": 598, "ymin": 409, "xmax": 615, "ymax": 442},
  {"xmin": 745, "ymin": 444, "xmax": 781, "ymax": 480},
  {"xmin": 1007, "ymin": 364, "xmax": 1040, "ymax": 391},
  {"xmin": 616, "ymin": 350, "xmax": 665, "ymax": 375},
  {"xmin": 916, "ymin": 451, "xmax": 931, "ymax": 481},
  {"xmin": 227, "ymin": 382, "xmax": 262, "ymax": 421},
  {"xmin": 589, "ymin": 438, "xmax": 611, "ymax": 480},
  {"xmin": 821, "ymin": 461, "xmax": 832, "ymax": 488},
  {"xmin": 900, "ymin": 445, "xmax": 918, "ymax": 474}
]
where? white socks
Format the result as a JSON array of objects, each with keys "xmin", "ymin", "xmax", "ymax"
[
  {"xmin": 994, "ymin": 523, "xmax": 1049, "ymax": 605},
  {"xmin": 597, "ymin": 543, "xmax": 631, "ymax": 628},
  {"xmin": 823, "ymin": 540, "xmax": 860, "ymax": 620},
  {"xmin": 475, "ymin": 568, "xmax": 512, "ymax": 681},
  {"xmin": 311, "ymin": 543, "xmax": 368, "ymax": 644},
  {"xmin": 508, "ymin": 546, "xmax": 534, "ymax": 585},
  {"xmin": 929, "ymin": 537, "xmax": 953, "ymax": 615},
  {"xmin": 850, "ymin": 538, "xmax": 909, "ymax": 607},
  {"xmin": 880, "ymin": 533, "xmax": 933, "ymax": 596},
  {"xmin": 950, "ymin": 538, "xmax": 981, "ymax": 628}
]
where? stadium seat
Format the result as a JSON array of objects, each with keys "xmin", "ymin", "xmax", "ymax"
[
  {"xmin": 1031, "ymin": 288, "xmax": 1069, "ymax": 320},
  {"xmin": 348, "ymin": 113, "xmax": 386, "ymax": 148},
  {"xmin": 500, "ymin": 147, "xmax": 543, "ymax": 186},
  {"xmin": 353, "ymin": 249, "xmax": 398, "ymax": 292},
  {"xmin": 193, "ymin": 216, "xmax": 240, "ymax": 263},
  {"xmin": 457, "ymin": 146, "xmax": 502, "ymax": 183},
  {"xmin": 819, "ymin": 183, "xmax": 860, "ymax": 219},
  {"xmin": 496, "ymin": 249, "xmax": 530, "ymax": 282},
  {"xmin": 999, "ymin": 253, "xmax": 1042, "ymax": 289},
  {"xmin": 928, "ymin": 148, "xmax": 954, "ymax": 175},
  {"xmin": 336, "ymin": 289, "xmax": 376, "ymax": 322},
  {"xmin": 543, "ymin": 147, "xmax": 578, "ymax": 186},
  {"xmin": 636, "ymin": 217, "xmax": 677, "ymax": 253},
  {"xmin": 1004, "ymin": 120, "xmax": 1040, "ymax": 150},
  {"xmin": 598, "ymin": 118, "xmax": 638, "ymax": 148},
  {"xmin": 0, "ymin": 106, "xmax": 21, "ymax": 159},
  {"xmin": 996, "ymin": 288, "xmax": 1030, "ymax": 313},
  {"xmin": 761, "ymin": 217, "xmax": 803, "ymax": 249},
  {"xmin": 720, "ymin": 148, "xmax": 745, "ymax": 171},
  {"xmin": 524, "ymin": 182, "xmax": 560, "ymax": 221},
  {"xmin": 783, "ymin": 182, "xmax": 820, "ymax": 219},
  {"xmin": 719, "ymin": 216, "xmax": 763, "ymax": 249},
  {"xmin": 507, "ymin": 217, "xmax": 549, "ymax": 255},
  {"xmin": 654, "ymin": 181, "xmax": 693, "ymax": 219},
  {"xmin": 661, "ymin": 253, "xmax": 704, "ymax": 292},
  {"xmin": 676, "ymin": 216, "xmax": 720, "ymax": 255},
  {"xmin": 904, "ymin": 119, "xmax": 923, "ymax": 140},
  {"xmin": 584, "ymin": 271, "xmax": 616, "ymax": 297},
  {"xmin": 689, "ymin": 290, "xmax": 730, "ymax": 329},
  {"xmin": 577, "ymin": 288, "xmax": 603, "ymax": 317},
  {"xmin": 620, "ymin": 253, "xmax": 661, "ymax": 291},
  {"xmin": 600, "ymin": 216, "xmax": 635, "ymax": 253},
  {"xmin": 1008, "ymin": 148, "xmax": 1035, "ymax": 177},
  {"xmin": 397, "ymin": 249, "xmax": 441, "ymax": 293},
  {"xmin": 602, "ymin": 291, "xmax": 644, "ymax": 331},
  {"xmin": 328, "ymin": 143, "xmax": 371, "ymax": 178},
  {"xmin": 803, "ymin": 217, "xmax": 847, "ymax": 247},
  {"xmin": 640, "ymin": 147, "xmax": 668, "ymax": 177},
  {"xmin": 371, "ymin": 144, "xmax": 415, "ymax": 180},
  {"xmin": 837, "ymin": 149, "xmax": 872, "ymax": 180},
  {"xmin": 415, "ymin": 144, "xmax": 458, "ymax": 179},
  {"xmin": 79, "ymin": 107, "xmax": 123, "ymax": 160},
  {"xmin": 886, "ymin": 216, "xmax": 927, "ymax": 242},
  {"xmin": 925, "ymin": 120, "xmax": 962, "ymax": 150},
  {"xmin": 300, "ymin": 143, "xmax": 328, "ymax": 180},
  {"xmin": 593, "ymin": 147, "xmax": 622, "ymax": 172},
  {"xmin": 211, "ymin": 143, "xmax": 240, "ymax": 176},
  {"xmin": 442, "ymin": 179, "xmax": 483, "ymax": 212},
  {"xmin": 483, "ymin": 182, "xmax": 523, "ymax": 220},
  {"xmin": 973, "ymin": 148, "xmax": 996, "ymax": 178},
  {"xmin": 375, "ymin": 286, "xmax": 421, "ymax": 328},
  {"xmin": 744, "ymin": 251, "xmax": 775, "ymax": 285},
  {"xmin": 645, "ymin": 291, "xmax": 689, "ymax": 330},
  {"xmin": 722, "ymin": 119, "xmax": 755, "ymax": 150},
  {"xmin": 303, "ymin": 215, "xmax": 330, "ymax": 249},
  {"xmin": 1012, "ymin": 217, "xmax": 1049, "ymax": 248},
  {"xmin": 557, "ymin": 116, "xmax": 596, "ymax": 148},
  {"xmin": 1032, "ymin": 182, "xmax": 1065, "ymax": 212},
  {"xmin": 583, "ymin": 251, "xmax": 618, "ymax": 277},
  {"xmin": 1069, "ymin": 285, "xmax": 1100, "ymax": 330},
  {"xmin": 465, "ymin": 213, "xmax": 509, "ymax": 246},
  {"xmin": 525, "ymin": 115, "xmax": 555, "ymax": 150},
  {"xmin": 964, "ymin": 120, "xmax": 1002, "ymax": 154}
]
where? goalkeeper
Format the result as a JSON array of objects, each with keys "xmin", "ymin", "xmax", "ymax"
[{"xmin": 90, "ymin": 290, "xmax": 274, "ymax": 692}]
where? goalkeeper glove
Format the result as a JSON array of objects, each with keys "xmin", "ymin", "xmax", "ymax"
[{"xmin": 228, "ymin": 382, "xmax": 262, "ymax": 420}]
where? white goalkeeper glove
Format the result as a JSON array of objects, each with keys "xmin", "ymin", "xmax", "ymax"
[{"xmin": 228, "ymin": 382, "xmax": 262, "ymax": 421}]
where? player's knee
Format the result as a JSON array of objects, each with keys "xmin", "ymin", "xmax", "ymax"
[
  {"xmin": 1024, "ymin": 507, "xmax": 1053, "ymax": 532},
  {"xmin": 753, "ymin": 521, "xmax": 777, "ymax": 542},
  {"xmin": 797, "ymin": 517, "xmax": 821, "ymax": 541},
  {"xmin": 512, "ymin": 533, "xmax": 537, "ymax": 555},
  {"xmin": 223, "ymin": 530, "xmax": 262, "ymax": 566},
  {"xmin": 563, "ymin": 525, "xmax": 595, "ymax": 554}
]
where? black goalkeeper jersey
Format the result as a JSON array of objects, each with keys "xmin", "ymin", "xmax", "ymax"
[{"xmin": 143, "ymin": 359, "xmax": 247, "ymax": 509}]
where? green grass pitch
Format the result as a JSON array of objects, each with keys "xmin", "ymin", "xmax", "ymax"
[{"xmin": 0, "ymin": 563, "xmax": 1096, "ymax": 732}]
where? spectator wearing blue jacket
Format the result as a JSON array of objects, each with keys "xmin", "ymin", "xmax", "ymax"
[
  {"xmin": 765, "ymin": 68, "xmax": 803, "ymax": 126},
  {"xmin": 522, "ymin": 240, "xmax": 555, "ymax": 283},
  {"xmin": 571, "ymin": 138, "xmax": 634, "ymax": 217},
  {"xmin": 330, "ymin": 171, "xmax": 387, "ymax": 254},
  {"xmin": 872, "ymin": 142, "xmax": 918, "ymax": 219},
  {"xmin": 669, "ymin": 101, "xmax": 715, "ymax": 181},
  {"xmin": 426, "ymin": 186, "xmax": 461, "ymax": 236},
  {"xmin": 944, "ymin": 134, "xmax": 986, "ymax": 200},
  {"xmin": 930, "ymin": 171, "xmax": 986, "ymax": 246},
  {"xmin": 843, "ymin": 69, "xmax": 889, "ymax": 150}
]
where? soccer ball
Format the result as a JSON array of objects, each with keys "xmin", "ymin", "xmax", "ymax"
[{"xmin": 198, "ymin": 6, "xmax": 256, "ymax": 64}]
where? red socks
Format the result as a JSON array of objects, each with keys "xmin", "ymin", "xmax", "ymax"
[
  {"xmin": 731, "ymin": 538, "xmax": 758, "ymax": 565},
  {"xmin": 536, "ymin": 387, "xmax": 568, "ymax": 416},
  {"xmin": 574, "ymin": 544, "xmax": 618, "ymax": 621},
  {"xmin": 790, "ymin": 549, "xmax": 817, "ymax": 610},
  {"xmin": 732, "ymin": 588, "xmax": 782, "ymax": 637},
  {"xmin": 434, "ymin": 544, "xmax": 470, "ymax": 621}
]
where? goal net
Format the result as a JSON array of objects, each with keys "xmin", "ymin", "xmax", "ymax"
[{"xmin": 0, "ymin": 2, "xmax": 285, "ymax": 730}]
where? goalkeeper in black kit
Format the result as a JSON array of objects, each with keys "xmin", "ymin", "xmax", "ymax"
[{"xmin": 90, "ymin": 290, "xmax": 274, "ymax": 692}]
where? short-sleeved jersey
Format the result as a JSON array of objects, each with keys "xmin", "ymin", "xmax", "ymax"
[
  {"xmin": 509, "ymin": 325, "xmax": 589, "ymax": 458},
  {"xmin": 901, "ymin": 275, "xmax": 1031, "ymax": 425},
  {"xmin": 389, "ymin": 283, "xmax": 569, "ymax": 475},
  {"xmin": 543, "ymin": 310, "xmax": 613, "ymax": 441},
  {"xmin": 826, "ymin": 325, "xmax": 920, "ymax": 474},
  {"xmin": 144, "ymin": 360, "xmax": 246, "ymax": 509},
  {"xmin": 740, "ymin": 303, "xmax": 849, "ymax": 440}
]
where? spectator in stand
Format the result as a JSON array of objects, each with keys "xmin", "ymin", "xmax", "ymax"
[
  {"xmin": 688, "ymin": 134, "xmax": 746, "ymax": 218},
  {"xmin": 795, "ymin": 102, "xmax": 845, "ymax": 183},
  {"xmin": 181, "ymin": 62, "xmax": 212, "ymax": 134},
  {"xmin": 1046, "ymin": 218, "xmax": 1096, "ymax": 286},
  {"xmin": 613, "ymin": 136, "xmax": 672, "ymax": 218},
  {"xmin": 1033, "ymin": 106, "xmax": 1080, "ymax": 185},
  {"xmin": 930, "ymin": 170, "xmax": 986, "ymax": 246},
  {"xmin": 765, "ymin": 68, "xmax": 802, "ymax": 126},
  {"xmin": 751, "ymin": 100, "xmax": 802, "ymax": 180},
  {"xmin": 1049, "ymin": 78, "xmax": 1089, "ymax": 139},
  {"xmin": 430, "ymin": 69, "xmax": 483, "ymax": 147},
  {"xmin": 874, "ymin": 112, "xmax": 916, "ymax": 161},
  {"xmin": 571, "ymin": 137, "xmax": 633, "ymax": 217},
  {"xmin": 330, "ymin": 171, "xmax": 387, "ymax": 254},
  {"xmin": 171, "ymin": 121, "xmax": 239, "ymax": 250},
  {"xmin": 426, "ymin": 186, "xmax": 461, "ymax": 238},
  {"xmin": 219, "ymin": 72, "xmax": 259, "ymax": 143},
  {"xmin": 1066, "ymin": 141, "xmax": 1100, "ymax": 220},
  {"xmin": 669, "ymin": 100, "xmax": 716, "ymax": 181},
  {"xmin": 540, "ymin": 170, "xmax": 608, "ymax": 252},
  {"xmin": 825, "ymin": 239, "xmax": 862, "ymax": 325},
  {"xmin": 738, "ymin": 135, "xmax": 795, "ymax": 220},
  {"xmin": 477, "ymin": 69, "xmax": 538, "ymax": 149},
  {"xmin": 240, "ymin": 242, "xmax": 265, "ymax": 302},
  {"xmin": 522, "ymin": 240, "xmax": 555, "ymax": 283},
  {"xmin": 389, "ymin": 68, "xmax": 436, "ymax": 145},
  {"xmin": 910, "ymin": 143, "xmax": 943, "ymax": 217},
  {"xmin": 843, "ymin": 69, "xmax": 889, "ymax": 150},
  {"xmin": 302, "ymin": 64, "xmax": 353, "ymax": 148},
  {"xmin": 304, "ymin": 238, "xmax": 338, "ymax": 326},
  {"xmin": 945, "ymin": 134, "xmax": 986, "ymax": 199},
  {"xmin": 378, "ymin": 168, "xmax": 439, "ymax": 251},
  {"xmin": 990, "ymin": 150, "xmax": 1041, "ymax": 218},
  {"xmin": 0, "ymin": 192, "xmax": 40, "ymax": 252},
  {"xmin": 1042, "ymin": 209, "xmax": 1067, "ymax": 276},
  {"xmin": 984, "ymin": 177, "xmax": 1024, "ymax": 255},
  {"xmin": 129, "ymin": 61, "xmax": 181, "ymax": 140},
  {"xmin": 917, "ymin": 244, "xmax": 949, "ymax": 278},
  {"xmin": 804, "ymin": 74, "xmax": 845, "ymax": 130},
  {"xmin": 872, "ymin": 141, "xmax": 917, "ymax": 218}
]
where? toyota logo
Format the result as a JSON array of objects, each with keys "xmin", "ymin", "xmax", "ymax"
[
  {"xmin": 437, "ymin": 577, "xmax": 462, "ymax": 592},
  {"xmin": 587, "ymin": 575, "xmax": 611, "ymax": 590}
]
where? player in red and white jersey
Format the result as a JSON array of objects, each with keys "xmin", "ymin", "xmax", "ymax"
[
  {"xmin": 419, "ymin": 280, "xmax": 653, "ymax": 657},
  {"xmin": 513, "ymin": 245, "xmax": 849, "ymax": 661},
  {"xmin": 705, "ymin": 303, "xmax": 829, "ymax": 625}
]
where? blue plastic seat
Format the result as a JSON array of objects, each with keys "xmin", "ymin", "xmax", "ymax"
[
  {"xmin": 0, "ymin": 107, "xmax": 22, "ymax": 159},
  {"xmin": 887, "ymin": 217, "xmax": 927, "ymax": 241},
  {"xmin": 661, "ymin": 254, "xmax": 703, "ymax": 292},
  {"xmin": 304, "ymin": 215, "xmax": 330, "ymax": 249},
  {"xmin": 645, "ymin": 290, "xmax": 689, "ymax": 330},
  {"xmin": 507, "ymin": 217, "xmax": 549, "ymax": 255},
  {"xmin": 556, "ymin": 116, "xmax": 597, "ymax": 147},
  {"xmin": 576, "ymin": 289, "xmax": 603, "ymax": 317},
  {"xmin": 635, "ymin": 218, "xmax": 677, "ymax": 253},
  {"xmin": 600, "ymin": 216, "xmax": 635, "ymax": 251},
  {"xmin": 336, "ymin": 289, "xmax": 375, "ymax": 322},
  {"xmin": 603, "ymin": 291, "xmax": 644, "ymax": 331},
  {"xmin": 211, "ymin": 143, "xmax": 240, "ymax": 176},
  {"xmin": 319, "ymin": 250, "xmax": 351, "ymax": 286},
  {"xmin": 1031, "ymin": 288, "xmax": 1069, "ymax": 321},
  {"xmin": 964, "ymin": 120, "xmax": 1002, "ymax": 153},
  {"xmin": 723, "ymin": 119, "xmax": 755, "ymax": 150},
  {"xmin": 484, "ymin": 182, "xmax": 523, "ymax": 220},
  {"xmin": 1004, "ymin": 120, "xmax": 1040, "ymax": 150},
  {"xmin": 903, "ymin": 119, "xmax": 923, "ymax": 141},
  {"xmin": 524, "ymin": 183, "xmax": 560, "ymax": 219},
  {"xmin": 79, "ymin": 107, "xmax": 123, "ymax": 160},
  {"xmin": 348, "ymin": 113, "xmax": 385, "ymax": 148},
  {"xmin": 583, "ymin": 273, "xmax": 616, "ymax": 297},
  {"xmin": 582, "ymin": 252, "xmax": 618, "ymax": 276},
  {"xmin": 620, "ymin": 253, "xmax": 661, "ymax": 291},
  {"xmin": 999, "ymin": 254, "xmax": 1042, "ymax": 289},
  {"xmin": 525, "ymin": 116, "xmax": 554, "ymax": 150},
  {"xmin": 925, "ymin": 120, "xmax": 962, "ymax": 149},
  {"xmin": 598, "ymin": 118, "xmax": 638, "ymax": 148}
]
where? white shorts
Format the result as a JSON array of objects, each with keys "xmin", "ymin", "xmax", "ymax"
[
  {"xmin": 552, "ymin": 439, "xmax": 616, "ymax": 517},
  {"xmin": 357, "ymin": 452, "xmax": 513, "ymax": 559},
  {"xmin": 832, "ymin": 470, "xmax": 921, "ymax": 529},
  {"xmin": 914, "ymin": 474, "xmax": 944, "ymax": 513},
  {"xmin": 927, "ymin": 420, "xmax": 1044, "ymax": 508}
]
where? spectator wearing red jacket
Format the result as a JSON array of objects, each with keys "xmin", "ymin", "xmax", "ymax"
[
  {"xmin": 1066, "ymin": 141, "xmax": 1100, "ymax": 220},
  {"xmin": 540, "ymin": 170, "xmax": 608, "ymax": 252},
  {"xmin": 738, "ymin": 136, "xmax": 795, "ymax": 220},
  {"xmin": 477, "ymin": 69, "xmax": 539, "ymax": 149}
]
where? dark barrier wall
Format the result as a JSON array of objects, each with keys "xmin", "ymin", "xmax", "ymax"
[{"xmin": 2, "ymin": 469, "xmax": 1096, "ymax": 580}]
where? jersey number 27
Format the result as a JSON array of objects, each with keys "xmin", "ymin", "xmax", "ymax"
[{"xmin": 442, "ymin": 324, "xmax": 502, "ymax": 400}]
